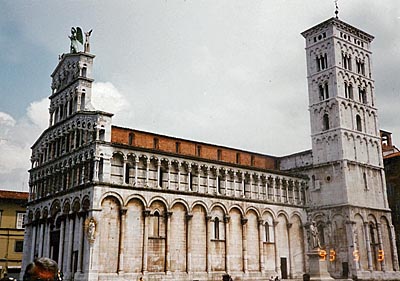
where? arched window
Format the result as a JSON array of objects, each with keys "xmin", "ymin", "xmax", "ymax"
[
  {"xmin": 356, "ymin": 115, "xmax": 362, "ymax": 131},
  {"xmin": 324, "ymin": 83, "xmax": 329, "ymax": 99},
  {"xmin": 214, "ymin": 217, "xmax": 220, "ymax": 239},
  {"xmin": 152, "ymin": 211, "xmax": 161, "ymax": 237},
  {"xmin": 323, "ymin": 114, "xmax": 330, "ymax": 131},
  {"xmin": 319, "ymin": 85, "xmax": 324, "ymax": 101},
  {"xmin": 128, "ymin": 133, "xmax": 135, "ymax": 145},
  {"xmin": 98, "ymin": 157, "xmax": 104, "ymax": 181},
  {"xmin": 264, "ymin": 222, "xmax": 270, "ymax": 242},
  {"xmin": 99, "ymin": 129, "xmax": 105, "ymax": 141},
  {"xmin": 82, "ymin": 66, "xmax": 87, "ymax": 77},
  {"xmin": 363, "ymin": 172, "xmax": 368, "ymax": 190}
]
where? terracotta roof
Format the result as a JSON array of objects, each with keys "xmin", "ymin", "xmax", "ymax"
[
  {"xmin": 384, "ymin": 151, "xmax": 400, "ymax": 160},
  {"xmin": 0, "ymin": 190, "xmax": 29, "ymax": 200}
]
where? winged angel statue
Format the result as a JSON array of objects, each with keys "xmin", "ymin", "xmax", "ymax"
[{"xmin": 69, "ymin": 27, "xmax": 84, "ymax": 53}]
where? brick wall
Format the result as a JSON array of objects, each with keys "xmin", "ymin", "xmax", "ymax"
[{"xmin": 111, "ymin": 126, "xmax": 278, "ymax": 170}]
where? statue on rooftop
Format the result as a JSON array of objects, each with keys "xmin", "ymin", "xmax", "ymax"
[
  {"xmin": 69, "ymin": 27, "xmax": 83, "ymax": 53},
  {"xmin": 84, "ymin": 29, "xmax": 93, "ymax": 53}
]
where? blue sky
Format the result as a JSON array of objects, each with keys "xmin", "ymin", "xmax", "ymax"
[{"xmin": 1, "ymin": 0, "xmax": 400, "ymax": 191}]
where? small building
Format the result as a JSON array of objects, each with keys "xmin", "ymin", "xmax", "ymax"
[
  {"xmin": 0, "ymin": 190, "xmax": 28, "ymax": 279},
  {"xmin": 381, "ymin": 131, "xmax": 400, "ymax": 259}
]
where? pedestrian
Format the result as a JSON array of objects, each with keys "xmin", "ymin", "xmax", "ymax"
[{"xmin": 23, "ymin": 257, "xmax": 61, "ymax": 281}]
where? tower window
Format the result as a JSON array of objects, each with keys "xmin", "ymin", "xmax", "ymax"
[
  {"xmin": 356, "ymin": 115, "xmax": 362, "ymax": 131},
  {"xmin": 99, "ymin": 129, "xmax": 105, "ymax": 141},
  {"xmin": 217, "ymin": 149, "xmax": 222, "ymax": 161},
  {"xmin": 356, "ymin": 60, "xmax": 366, "ymax": 76},
  {"xmin": 82, "ymin": 67, "xmax": 87, "ymax": 77},
  {"xmin": 363, "ymin": 172, "xmax": 368, "ymax": 190},
  {"xmin": 251, "ymin": 155, "xmax": 255, "ymax": 166},
  {"xmin": 342, "ymin": 53, "xmax": 352, "ymax": 71},
  {"xmin": 196, "ymin": 145, "xmax": 202, "ymax": 157},
  {"xmin": 176, "ymin": 142, "xmax": 181, "ymax": 153},
  {"xmin": 128, "ymin": 133, "xmax": 135, "ymax": 145},
  {"xmin": 319, "ymin": 83, "xmax": 329, "ymax": 101},
  {"xmin": 153, "ymin": 138, "xmax": 159, "ymax": 149},
  {"xmin": 236, "ymin": 153, "xmax": 241, "ymax": 164},
  {"xmin": 345, "ymin": 83, "xmax": 353, "ymax": 100},
  {"xmin": 323, "ymin": 114, "xmax": 330, "ymax": 131},
  {"xmin": 316, "ymin": 53, "xmax": 328, "ymax": 72},
  {"xmin": 359, "ymin": 88, "xmax": 367, "ymax": 104},
  {"xmin": 319, "ymin": 85, "xmax": 324, "ymax": 101}
]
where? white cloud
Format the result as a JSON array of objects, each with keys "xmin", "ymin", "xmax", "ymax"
[
  {"xmin": 0, "ymin": 81, "xmax": 125, "ymax": 191},
  {"xmin": 26, "ymin": 98, "xmax": 50, "ymax": 130},
  {"xmin": 92, "ymin": 82, "xmax": 130, "ymax": 114},
  {"xmin": 0, "ymin": 112, "xmax": 16, "ymax": 127}
]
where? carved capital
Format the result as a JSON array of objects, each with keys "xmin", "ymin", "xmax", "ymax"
[
  {"xmin": 143, "ymin": 210, "xmax": 151, "ymax": 217},
  {"xmin": 224, "ymin": 215, "xmax": 230, "ymax": 223},
  {"xmin": 120, "ymin": 208, "xmax": 127, "ymax": 216},
  {"xmin": 241, "ymin": 218, "xmax": 248, "ymax": 225}
]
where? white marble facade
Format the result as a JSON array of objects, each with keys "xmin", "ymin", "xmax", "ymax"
[{"xmin": 22, "ymin": 17, "xmax": 400, "ymax": 281}]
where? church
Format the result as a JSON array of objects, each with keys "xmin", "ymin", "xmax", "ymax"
[{"xmin": 21, "ymin": 13, "xmax": 400, "ymax": 281}]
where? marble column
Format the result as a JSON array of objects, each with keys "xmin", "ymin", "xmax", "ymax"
[
  {"xmin": 274, "ymin": 221, "xmax": 280, "ymax": 274},
  {"xmin": 31, "ymin": 224, "xmax": 37, "ymax": 261},
  {"xmin": 376, "ymin": 223, "xmax": 386, "ymax": 271},
  {"xmin": 38, "ymin": 223, "xmax": 44, "ymax": 257},
  {"xmin": 242, "ymin": 217, "xmax": 248, "ymax": 273},
  {"xmin": 142, "ymin": 210, "xmax": 150, "ymax": 273},
  {"xmin": 122, "ymin": 159, "xmax": 127, "ymax": 185},
  {"xmin": 258, "ymin": 219, "xmax": 265, "ymax": 273},
  {"xmin": 145, "ymin": 158, "xmax": 150, "ymax": 186},
  {"xmin": 225, "ymin": 216, "xmax": 231, "ymax": 273},
  {"xmin": 118, "ymin": 208, "xmax": 127, "ymax": 273},
  {"xmin": 58, "ymin": 219, "xmax": 65, "ymax": 269},
  {"xmin": 65, "ymin": 215, "xmax": 74, "ymax": 275},
  {"xmin": 363, "ymin": 222, "xmax": 373, "ymax": 271},
  {"xmin": 206, "ymin": 215, "xmax": 212, "ymax": 273},
  {"xmin": 177, "ymin": 163, "xmax": 181, "ymax": 190},
  {"xmin": 165, "ymin": 211, "xmax": 172, "ymax": 273},
  {"xmin": 135, "ymin": 157, "xmax": 139, "ymax": 185},
  {"xmin": 77, "ymin": 215, "xmax": 84, "ymax": 273},
  {"xmin": 186, "ymin": 213, "xmax": 193, "ymax": 273},
  {"xmin": 157, "ymin": 159, "xmax": 161, "ymax": 188},
  {"xmin": 168, "ymin": 162, "xmax": 171, "ymax": 189},
  {"xmin": 93, "ymin": 159, "xmax": 99, "ymax": 181},
  {"xmin": 390, "ymin": 224, "xmax": 400, "ymax": 270},
  {"xmin": 287, "ymin": 223, "xmax": 294, "ymax": 278}
]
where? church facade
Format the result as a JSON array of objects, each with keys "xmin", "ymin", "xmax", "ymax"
[{"xmin": 21, "ymin": 16, "xmax": 400, "ymax": 281}]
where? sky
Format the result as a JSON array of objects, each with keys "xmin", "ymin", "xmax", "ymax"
[{"xmin": 1, "ymin": 0, "xmax": 400, "ymax": 192}]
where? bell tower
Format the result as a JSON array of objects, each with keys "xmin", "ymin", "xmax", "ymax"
[
  {"xmin": 301, "ymin": 17, "xmax": 387, "ymax": 209},
  {"xmin": 301, "ymin": 16, "xmax": 400, "ymax": 279}
]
